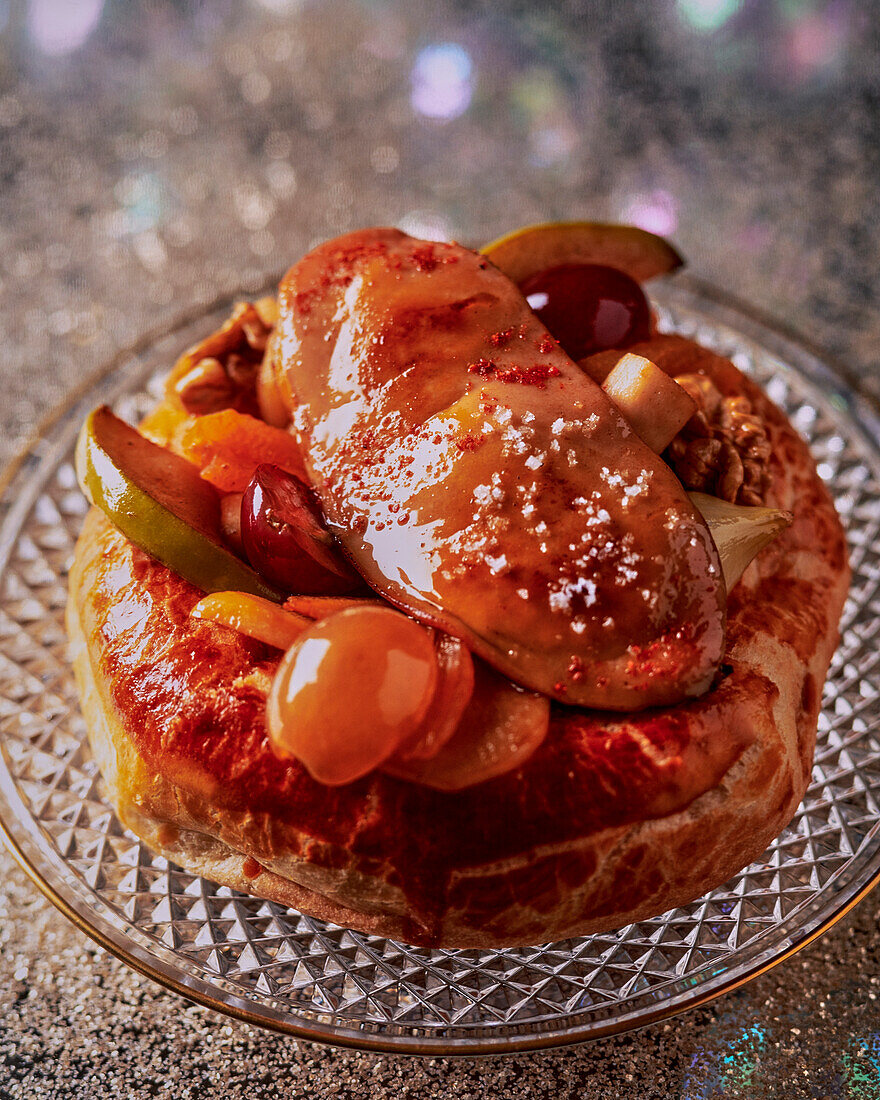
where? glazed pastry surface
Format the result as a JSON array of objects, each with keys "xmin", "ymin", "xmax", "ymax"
[{"xmin": 67, "ymin": 333, "xmax": 850, "ymax": 946}]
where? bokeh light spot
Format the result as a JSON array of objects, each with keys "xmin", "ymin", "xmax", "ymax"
[
  {"xmin": 233, "ymin": 184, "xmax": 275, "ymax": 231},
  {"xmin": 787, "ymin": 11, "xmax": 848, "ymax": 77},
  {"xmin": 530, "ymin": 125, "xmax": 576, "ymax": 168},
  {"xmin": 676, "ymin": 0, "xmax": 742, "ymax": 32},
  {"xmin": 399, "ymin": 210, "xmax": 453, "ymax": 242},
  {"xmin": 842, "ymin": 1033, "xmax": 880, "ymax": 1092},
  {"xmin": 370, "ymin": 145, "xmax": 400, "ymax": 174},
  {"xmin": 112, "ymin": 174, "xmax": 167, "ymax": 236},
  {"xmin": 620, "ymin": 190, "xmax": 679, "ymax": 237},
  {"xmin": 682, "ymin": 1022, "xmax": 767, "ymax": 1097},
  {"xmin": 27, "ymin": 0, "xmax": 104, "ymax": 56},
  {"xmin": 252, "ymin": 0, "xmax": 303, "ymax": 11},
  {"xmin": 265, "ymin": 160, "xmax": 297, "ymax": 199},
  {"xmin": 411, "ymin": 44, "xmax": 474, "ymax": 120},
  {"xmin": 241, "ymin": 71, "xmax": 271, "ymax": 104},
  {"xmin": 510, "ymin": 70, "xmax": 576, "ymax": 168},
  {"xmin": 778, "ymin": 0, "xmax": 821, "ymax": 19}
]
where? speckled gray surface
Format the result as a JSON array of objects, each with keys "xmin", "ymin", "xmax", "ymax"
[{"xmin": 1, "ymin": 1, "xmax": 880, "ymax": 1096}]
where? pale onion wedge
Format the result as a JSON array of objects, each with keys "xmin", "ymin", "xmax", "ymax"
[{"xmin": 689, "ymin": 491, "xmax": 792, "ymax": 592}]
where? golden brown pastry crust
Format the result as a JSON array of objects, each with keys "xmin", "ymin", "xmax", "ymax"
[{"xmin": 66, "ymin": 335, "xmax": 849, "ymax": 947}]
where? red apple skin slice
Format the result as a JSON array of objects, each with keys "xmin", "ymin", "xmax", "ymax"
[
  {"xmin": 481, "ymin": 221, "xmax": 684, "ymax": 286},
  {"xmin": 383, "ymin": 661, "xmax": 550, "ymax": 792},
  {"xmin": 272, "ymin": 229, "xmax": 725, "ymax": 710}
]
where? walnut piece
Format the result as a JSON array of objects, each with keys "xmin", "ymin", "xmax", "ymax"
[
  {"xmin": 169, "ymin": 301, "xmax": 275, "ymax": 417},
  {"xmin": 665, "ymin": 374, "xmax": 770, "ymax": 506},
  {"xmin": 172, "ymin": 357, "xmax": 233, "ymax": 415}
]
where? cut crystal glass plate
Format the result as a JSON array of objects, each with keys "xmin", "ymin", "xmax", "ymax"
[{"xmin": 0, "ymin": 278, "xmax": 878, "ymax": 1053}]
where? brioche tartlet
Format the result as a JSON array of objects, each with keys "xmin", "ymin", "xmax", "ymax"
[{"xmin": 67, "ymin": 224, "xmax": 849, "ymax": 947}]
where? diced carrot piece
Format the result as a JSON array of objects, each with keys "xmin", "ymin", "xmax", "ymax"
[
  {"xmin": 282, "ymin": 594, "xmax": 383, "ymax": 619},
  {"xmin": 191, "ymin": 591, "xmax": 311, "ymax": 650},
  {"xmin": 180, "ymin": 408, "xmax": 308, "ymax": 492},
  {"xmin": 139, "ymin": 399, "xmax": 193, "ymax": 452}
]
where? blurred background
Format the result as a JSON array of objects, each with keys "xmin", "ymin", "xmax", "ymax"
[
  {"xmin": 0, "ymin": 0, "xmax": 877, "ymax": 467},
  {"xmin": 1, "ymin": 1, "xmax": 879, "ymax": 1096}
]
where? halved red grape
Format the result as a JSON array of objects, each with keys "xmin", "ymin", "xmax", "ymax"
[
  {"xmin": 519, "ymin": 262, "xmax": 651, "ymax": 360},
  {"xmin": 241, "ymin": 464, "xmax": 363, "ymax": 595}
]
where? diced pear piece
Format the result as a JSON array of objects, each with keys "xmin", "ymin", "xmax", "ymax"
[
  {"xmin": 602, "ymin": 353, "xmax": 697, "ymax": 453},
  {"xmin": 76, "ymin": 406, "xmax": 283, "ymax": 601},
  {"xmin": 689, "ymin": 492, "xmax": 792, "ymax": 592},
  {"xmin": 481, "ymin": 221, "xmax": 684, "ymax": 285}
]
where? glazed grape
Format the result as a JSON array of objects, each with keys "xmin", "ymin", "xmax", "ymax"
[
  {"xmin": 240, "ymin": 464, "xmax": 362, "ymax": 595},
  {"xmin": 266, "ymin": 606, "xmax": 439, "ymax": 785},
  {"xmin": 520, "ymin": 262, "xmax": 651, "ymax": 360}
]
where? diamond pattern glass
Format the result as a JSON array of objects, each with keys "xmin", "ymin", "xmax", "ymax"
[{"xmin": 0, "ymin": 280, "xmax": 878, "ymax": 1053}]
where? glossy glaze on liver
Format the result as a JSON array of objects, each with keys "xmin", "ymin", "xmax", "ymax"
[{"xmin": 274, "ymin": 229, "xmax": 726, "ymax": 709}]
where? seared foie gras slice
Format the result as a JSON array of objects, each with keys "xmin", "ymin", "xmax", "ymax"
[{"xmin": 273, "ymin": 228, "xmax": 725, "ymax": 709}]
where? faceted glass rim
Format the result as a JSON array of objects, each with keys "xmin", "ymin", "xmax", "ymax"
[{"xmin": 0, "ymin": 275, "xmax": 878, "ymax": 1054}]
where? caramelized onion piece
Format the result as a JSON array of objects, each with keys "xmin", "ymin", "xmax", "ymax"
[
  {"xmin": 384, "ymin": 662, "xmax": 550, "ymax": 792},
  {"xmin": 393, "ymin": 635, "xmax": 475, "ymax": 763}
]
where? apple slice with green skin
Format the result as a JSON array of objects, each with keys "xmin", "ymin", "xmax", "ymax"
[
  {"xmin": 76, "ymin": 405, "xmax": 284, "ymax": 601},
  {"xmin": 689, "ymin": 492, "xmax": 792, "ymax": 592},
  {"xmin": 481, "ymin": 221, "xmax": 684, "ymax": 286}
]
